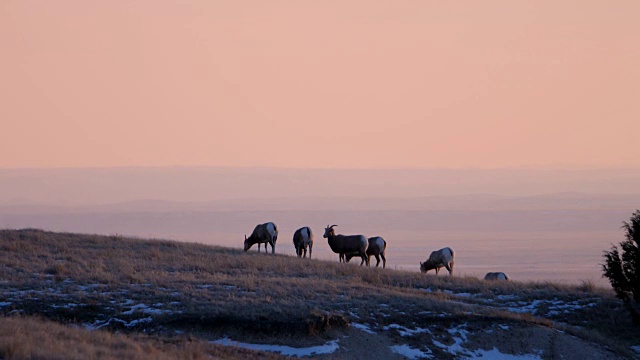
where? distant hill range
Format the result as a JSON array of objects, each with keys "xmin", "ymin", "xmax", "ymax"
[{"xmin": 1, "ymin": 167, "xmax": 640, "ymax": 207}]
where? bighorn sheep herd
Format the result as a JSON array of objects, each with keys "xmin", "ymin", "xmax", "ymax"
[{"xmin": 242, "ymin": 223, "xmax": 510, "ymax": 280}]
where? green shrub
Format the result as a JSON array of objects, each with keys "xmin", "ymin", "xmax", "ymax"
[{"xmin": 602, "ymin": 210, "xmax": 640, "ymax": 323}]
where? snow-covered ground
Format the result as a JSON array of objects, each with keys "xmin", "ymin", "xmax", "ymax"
[
  {"xmin": 211, "ymin": 338, "xmax": 340, "ymax": 357},
  {"xmin": 390, "ymin": 344, "xmax": 433, "ymax": 359}
]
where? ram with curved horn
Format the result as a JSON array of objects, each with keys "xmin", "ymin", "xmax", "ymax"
[{"xmin": 323, "ymin": 225, "xmax": 369, "ymax": 266}]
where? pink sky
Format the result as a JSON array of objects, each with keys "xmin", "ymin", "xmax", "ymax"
[{"xmin": 1, "ymin": 1, "xmax": 639, "ymax": 169}]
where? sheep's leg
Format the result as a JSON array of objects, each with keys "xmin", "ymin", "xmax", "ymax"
[
  {"xmin": 444, "ymin": 263, "xmax": 452, "ymax": 275},
  {"xmin": 271, "ymin": 241, "xmax": 275, "ymax": 254},
  {"xmin": 374, "ymin": 254, "xmax": 380, "ymax": 267},
  {"xmin": 447, "ymin": 262, "xmax": 454, "ymax": 275},
  {"xmin": 309, "ymin": 244, "xmax": 312, "ymax": 259},
  {"xmin": 381, "ymin": 253, "xmax": 386, "ymax": 269},
  {"xmin": 257, "ymin": 243, "xmax": 261, "ymax": 252},
  {"xmin": 360, "ymin": 252, "xmax": 368, "ymax": 266},
  {"xmin": 435, "ymin": 267, "xmax": 440, "ymax": 275}
]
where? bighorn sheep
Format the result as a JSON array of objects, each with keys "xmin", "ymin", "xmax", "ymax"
[
  {"xmin": 345, "ymin": 236, "xmax": 387, "ymax": 268},
  {"xmin": 323, "ymin": 225, "xmax": 369, "ymax": 266},
  {"xmin": 420, "ymin": 247, "xmax": 455, "ymax": 275},
  {"xmin": 293, "ymin": 226, "xmax": 314, "ymax": 258},
  {"xmin": 244, "ymin": 222, "xmax": 278, "ymax": 254},
  {"xmin": 484, "ymin": 272, "xmax": 510, "ymax": 281}
]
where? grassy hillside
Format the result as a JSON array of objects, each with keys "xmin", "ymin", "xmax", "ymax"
[{"xmin": 0, "ymin": 229, "xmax": 637, "ymax": 359}]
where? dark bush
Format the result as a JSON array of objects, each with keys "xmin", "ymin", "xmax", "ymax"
[{"xmin": 602, "ymin": 210, "xmax": 640, "ymax": 323}]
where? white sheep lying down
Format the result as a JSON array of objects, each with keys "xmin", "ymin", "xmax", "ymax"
[
  {"xmin": 484, "ymin": 272, "xmax": 510, "ymax": 281},
  {"xmin": 420, "ymin": 247, "xmax": 455, "ymax": 275}
]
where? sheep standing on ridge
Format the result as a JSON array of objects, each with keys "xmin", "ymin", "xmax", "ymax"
[
  {"xmin": 323, "ymin": 225, "xmax": 369, "ymax": 266},
  {"xmin": 484, "ymin": 272, "xmax": 510, "ymax": 281},
  {"xmin": 293, "ymin": 226, "xmax": 314, "ymax": 258},
  {"xmin": 420, "ymin": 247, "xmax": 455, "ymax": 275},
  {"xmin": 244, "ymin": 222, "xmax": 278, "ymax": 254},
  {"xmin": 345, "ymin": 236, "xmax": 387, "ymax": 268}
]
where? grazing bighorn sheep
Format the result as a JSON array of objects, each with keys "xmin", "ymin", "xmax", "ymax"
[
  {"xmin": 484, "ymin": 272, "xmax": 510, "ymax": 281},
  {"xmin": 244, "ymin": 222, "xmax": 278, "ymax": 254},
  {"xmin": 323, "ymin": 225, "xmax": 369, "ymax": 266},
  {"xmin": 420, "ymin": 247, "xmax": 455, "ymax": 275},
  {"xmin": 293, "ymin": 226, "xmax": 314, "ymax": 258},
  {"xmin": 345, "ymin": 236, "xmax": 387, "ymax": 268}
]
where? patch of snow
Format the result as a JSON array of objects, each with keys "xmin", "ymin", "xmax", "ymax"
[
  {"xmin": 125, "ymin": 317, "xmax": 153, "ymax": 327},
  {"xmin": 85, "ymin": 317, "xmax": 153, "ymax": 329},
  {"xmin": 143, "ymin": 307, "xmax": 173, "ymax": 315},
  {"xmin": 351, "ymin": 323, "xmax": 376, "ymax": 334},
  {"xmin": 505, "ymin": 298, "xmax": 599, "ymax": 316},
  {"xmin": 390, "ymin": 344, "xmax": 432, "ymax": 359},
  {"xmin": 631, "ymin": 345, "xmax": 640, "ymax": 354},
  {"xmin": 499, "ymin": 324, "xmax": 510, "ymax": 330},
  {"xmin": 78, "ymin": 284, "xmax": 102, "ymax": 291},
  {"xmin": 51, "ymin": 303, "xmax": 80, "ymax": 309},
  {"xmin": 383, "ymin": 324, "xmax": 431, "ymax": 337},
  {"xmin": 433, "ymin": 324, "xmax": 469, "ymax": 355},
  {"xmin": 506, "ymin": 299, "xmax": 545, "ymax": 314},
  {"xmin": 465, "ymin": 347, "xmax": 542, "ymax": 359},
  {"xmin": 453, "ymin": 292, "xmax": 474, "ymax": 298},
  {"xmin": 0, "ymin": 302, "xmax": 11, "ymax": 307},
  {"xmin": 122, "ymin": 303, "xmax": 150, "ymax": 315},
  {"xmin": 122, "ymin": 303, "xmax": 172, "ymax": 315},
  {"xmin": 211, "ymin": 337, "xmax": 340, "ymax": 357}
]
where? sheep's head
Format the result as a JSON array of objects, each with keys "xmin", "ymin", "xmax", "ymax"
[
  {"xmin": 420, "ymin": 261, "xmax": 430, "ymax": 273},
  {"xmin": 323, "ymin": 225, "xmax": 337, "ymax": 238},
  {"xmin": 243, "ymin": 234, "xmax": 250, "ymax": 251}
]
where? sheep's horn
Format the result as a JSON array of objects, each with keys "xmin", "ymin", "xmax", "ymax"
[{"xmin": 330, "ymin": 224, "xmax": 338, "ymax": 228}]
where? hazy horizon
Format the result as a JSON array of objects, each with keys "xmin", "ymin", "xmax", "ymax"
[{"xmin": 2, "ymin": 166, "xmax": 640, "ymax": 207}]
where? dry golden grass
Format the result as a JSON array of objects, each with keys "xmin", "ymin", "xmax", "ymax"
[
  {"xmin": 0, "ymin": 316, "xmax": 284, "ymax": 360},
  {"xmin": 0, "ymin": 229, "xmax": 637, "ymax": 358}
]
